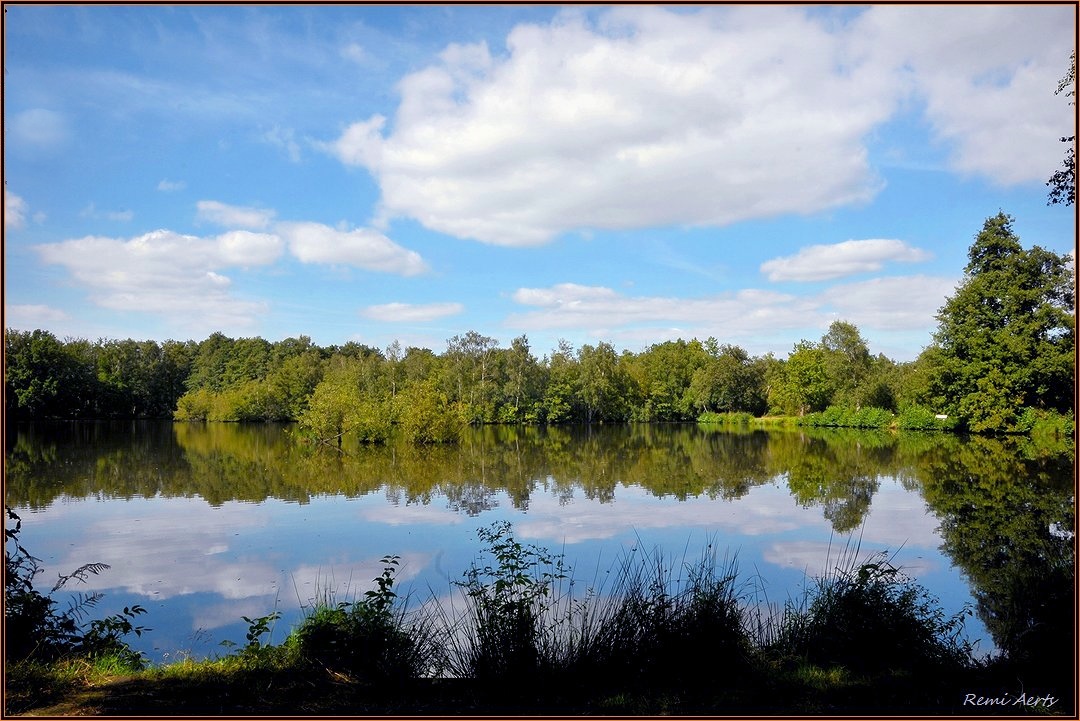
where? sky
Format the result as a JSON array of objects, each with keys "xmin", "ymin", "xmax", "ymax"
[{"xmin": 4, "ymin": 4, "xmax": 1076, "ymax": 362}]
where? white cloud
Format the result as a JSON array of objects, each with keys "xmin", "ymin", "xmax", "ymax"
[
  {"xmin": 326, "ymin": 5, "xmax": 1072, "ymax": 244},
  {"xmin": 7, "ymin": 304, "xmax": 70, "ymax": 326},
  {"xmin": 507, "ymin": 274, "xmax": 957, "ymax": 352},
  {"xmin": 361, "ymin": 302, "xmax": 464, "ymax": 323},
  {"xmin": 215, "ymin": 230, "xmax": 286, "ymax": 267},
  {"xmin": 760, "ymin": 239, "xmax": 932, "ymax": 282},
  {"xmin": 508, "ymin": 283, "xmax": 821, "ymax": 337},
  {"xmin": 5, "ymin": 190, "xmax": 28, "ymax": 229},
  {"xmin": 262, "ymin": 126, "xmax": 301, "ymax": 162},
  {"xmin": 157, "ymin": 179, "xmax": 187, "ymax": 192},
  {"xmin": 327, "ymin": 6, "xmax": 894, "ymax": 245},
  {"xmin": 278, "ymin": 221, "xmax": 428, "ymax": 276},
  {"xmin": 852, "ymin": 5, "xmax": 1074, "ymax": 184},
  {"xmin": 34, "ymin": 228, "xmax": 284, "ymax": 334},
  {"xmin": 196, "ymin": 200, "xmax": 276, "ymax": 229},
  {"xmin": 818, "ymin": 275, "xmax": 959, "ymax": 331},
  {"xmin": 9, "ymin": 108, "xmax": 70, "ymax": 151}
]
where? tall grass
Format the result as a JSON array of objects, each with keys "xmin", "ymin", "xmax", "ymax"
[
  {"xmin": 9, "ymin": 519, "xmax": 991, "ymax": 713},
  {"xmin": 435, "ymin": 524, "xmax": 762, "ymax": 691},
  {"xmin": 286, "ymin": 556, "xmax": 445, "ymax": 682},
  {"xmin": 761, "ymin": 543, "xmax": 976, "ymax": 674}
]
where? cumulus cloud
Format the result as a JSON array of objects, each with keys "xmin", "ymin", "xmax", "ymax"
[
  {"xmin": 278, "ymin": 221, "xmax": 428, "ymax": 276},
  {"xmin": 5, "ymin": 190, "xmax": 28, "ymax": 229},
  {"xmin": 361, "ymin": 302, "xmax": 464, "ymax": 323},
  {"xmin": 508, "ymin": 282, "xmax": 820, "ymax": 336},
  {"xmin": 819, "ymin": 275, "xmax": 959, "ymax": 331},
  {"xmin": 327, "ymin": 6, "xmax": 893, "ymax": 245},
  {"xmin": 507, "ymin": 274, "xmax": 957, "ymax": 348},
  {"xmin": 34, "ymin": 229, "xmax": 284, "ymax": 333},
  {"xmin": 196, "ymin": 200, "xmax": 276, "ymax": 229},
  {"xmin": 157, "ymin": 179, "xmax": 186, "ymax": 192},
  {"xmin": 760, "ymin": 239, "xmax": 932, "ymax": 282},
  {"xmin": 325, "ymin": 5, "xmax": 1072, "ymax": 244},
  {"xmin": 851, "ymin": 5, "xmax": 1074, "ymax": 184}
]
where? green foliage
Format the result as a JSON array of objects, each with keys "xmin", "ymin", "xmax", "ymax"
[
  {"xmin": 697, "ymin": 411, "xmax": 753, "ymax": 426},
  {"xmin": 5, "ymin": 329, "xmax": 92, "ymax": 418},
  {"xmin": 690, "ymin": 343, "xmax": 767, "ymax": 416},
  {"xmin": 896, "ymin": 405, "xmax": 960, "ymax": 431},
  {"xmin": 776, "ymin": 342, "xmax": 834, "ymax": 416},
  {"xmin": 298, "ymin": 358, "xmax": 392, "ymax": 445},
  {"xmin": 291, "ymin": 556, "xmax": 439, "ymax": 680},
  {"xmin": 799, "ymin": 406, "xmax": 894, "ymax": 429},
  {"xmin": 78, "ymin": 605, "xmax": 150, "ymax": 669},
  {"xmin": 453, "ymin": 521, "xmax": 568, "ymax": 681},
  {"xmin": 399, "ymin": 380, "xmax": 464, "ymax": 444},
  {"xmin": 1014, "ymin": 407, "xmax": 1074, "ymax": 438},
  {"xmin": 771, "ymin": 551, "xmax": 974, "ymax": 674},
  {"xmin": 931, "ymin": 213, "xmax": 1074, "ymax": 432},
  {"xmin": 5, "ymin": 507, "xmax": 148, "ymax": 669}
]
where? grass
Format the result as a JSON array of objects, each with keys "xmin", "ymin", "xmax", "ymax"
[{"xmin": 6, "ymin": 524, "xmax": 1070, "ymax": 716}]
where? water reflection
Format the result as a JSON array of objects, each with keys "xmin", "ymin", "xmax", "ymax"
[{"xmin": 5, "ymin": 421, "xmax": 1073, "ymax": 670}]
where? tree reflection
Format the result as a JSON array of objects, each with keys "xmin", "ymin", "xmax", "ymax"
[
  {"xmin": 7, "ymin": 420, "xmax": 1073, "ymax": 679},
  {"xmin": 907, "ymin": 434, "xmax": 1074, "ymax": 683}
]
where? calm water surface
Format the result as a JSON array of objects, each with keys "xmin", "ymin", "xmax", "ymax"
[{"xmin": 5, "ymin": 421, "xmax": 1073, "ymax": 664}]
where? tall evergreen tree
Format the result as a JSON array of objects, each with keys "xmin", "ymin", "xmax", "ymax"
[{"xmin": 931, "ymin": 213, "xmax": 1074, "ymax": 431}]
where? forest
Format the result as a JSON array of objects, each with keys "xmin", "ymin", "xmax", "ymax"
[{"xmin": 5, "ymin": 213, "xmax": 1074, "ymax": 438}]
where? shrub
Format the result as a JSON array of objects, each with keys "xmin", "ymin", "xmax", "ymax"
[
  {"xmin": 697, "ymin": 411, "xmax": 753, "ymax": 426},
  {"xmin": 1014, "ymin": 407, "xmax": 1074, "ymax": 438},
  {"xmin": 801, "ymin": 406, "xmax": 894, "ymax": 429},
  {"xmin": 896, "ymin": 405, "xmax": 960, "ymax": 431},
  {"xmin": 450, "ymin": 522, "xmax": 567, "ymax": 682},
  {"xmin": 398, "ymin": 381, "xmax": 464, "ymax": 444},
  {"xmin": 174, "ymin": 388, "xmax": 214, "ymax": 421},
  {"xmin": 770, "ymin": 551, "xmax": 974, "ymax": 674},
  {"xmin": 291, "ymin": 556, "xmax": 439, "ymax": 680}
]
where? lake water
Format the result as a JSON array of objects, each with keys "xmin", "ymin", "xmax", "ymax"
[{"xmin": 5, "ymin": 421, "xmax": 1073, "ymax": 665}]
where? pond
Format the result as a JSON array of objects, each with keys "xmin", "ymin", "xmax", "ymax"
[{"xmin": 5, "ymin": 421, "xmax": 1074, "ymax": 667}]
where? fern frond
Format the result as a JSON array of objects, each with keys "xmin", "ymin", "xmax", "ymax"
[
  {"xmin": 62, "ymin": 591, "xmax": 104, "ymax": 623},
  {"xmin": 52, "ymin": 562, "xmax": 111, "ymax": 591}
]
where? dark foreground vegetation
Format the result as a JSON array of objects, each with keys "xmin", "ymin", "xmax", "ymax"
[
  {"xmin": 6, "ymin": 515, "xmax": 1072, "ymax": 715},
  {"xmin": 6, "ymin": 213, "xmax": 1074, "ymax": 440}
]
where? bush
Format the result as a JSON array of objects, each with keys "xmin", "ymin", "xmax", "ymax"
[
  {"xmin": 770, "ymin": 551, "xmax": 974, "ymax": 674},
  {"xmin": 800, "ymin": 406, "xmax": 894, "ymax": 429},
  {"xmin": 697, "ymin": 411, "xmax": 753, "ymax": 426},
  {"xmin": 291, "ymin": 556, "xmax": 439, "ymax": 680},
  {"xmin": 1014, "ymin": 408, "xmax": 1074, "ymax": 438},
  {"xmin": 450, "ymin": 522, "xmax": 566, "ymax": 682},
  {"xmin": 398, "ymin": 381, "xmax": 464, "ymax": 444},
  {"xmin": 896, "ymin": 405, "xmax": 960, "ymax": 431}
]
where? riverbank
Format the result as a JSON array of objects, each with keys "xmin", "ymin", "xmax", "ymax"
[
  {"xmin": 9, "ymin": 657, "xmax": 1065, "ymax": 716},
  {"xmin": 7, "ymin": 522, "xmax": 1073, "ymax": 716}
]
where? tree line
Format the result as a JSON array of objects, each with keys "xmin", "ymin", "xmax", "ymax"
[{"xmin": 5, "ymin": 213, "xmax": 1074, "ymax": 436}]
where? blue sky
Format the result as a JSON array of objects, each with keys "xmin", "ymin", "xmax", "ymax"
[{"xmin": 4, "ymin": 4, "xmax": 1075, "ymax": 361}]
